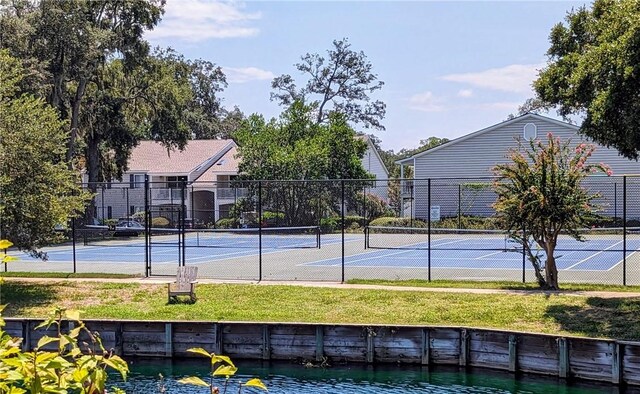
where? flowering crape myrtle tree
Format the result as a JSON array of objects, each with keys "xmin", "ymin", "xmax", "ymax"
[{"xmin": 493, "ymin": 133, "xmax": 612, "ymax": 290}]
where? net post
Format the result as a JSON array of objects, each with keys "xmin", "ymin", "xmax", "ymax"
[
  {"xmin": 364, "ymin": 226, "xmax": 368, "ymax": 249},
  {"xmin": 144, "ymin": 174, "xmax": 150, "ymax": 277},
  {"xmin": 258, "ymin": 180, "xmax": 263, "ymax": 281},
  {"xmin": 428, "ymin": 178, "xmax": 431, "ymax": 282},
  {"xmin": 623, "ymin": 176, "xmax": 627, "ymax": 286},
  {"xmin": 341, "ymin": 180, "xmax": 345, "ymax": 283},
  {"xmin": 316, "ymin": 225, "xmax": 321, "ymax": 249}
]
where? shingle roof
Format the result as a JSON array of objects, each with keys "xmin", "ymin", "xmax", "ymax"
[
  {"xmin": 127, "ymin": 140, "xmax": 235, "ymax": 174},
  {"xmin": 194, "ymin": 146, "xmax": 240, "ymax": 182}
]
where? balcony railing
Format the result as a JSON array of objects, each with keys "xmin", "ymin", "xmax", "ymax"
[
  {"xmin": 151, "ymin": 188, "xmax": 184, "ymax": 201},
  {"xmin": 217, "ymin": 187, "xmax": 248, "ymax": 200},
  {"xmin": 401, "ymin": 180, "xmax": 413, "ymax": 197}
]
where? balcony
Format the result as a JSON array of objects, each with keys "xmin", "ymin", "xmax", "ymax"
[
  {"xmin": 400, "ymin": 180, "xmax": 414, "ymax": 198},
  {"xmin": 217, "ymin": 187, "xmax": 248, "ymax": 200},
  {"xmin": 151, "ymin": 188, "xmax": 184, "ymax": 201}
]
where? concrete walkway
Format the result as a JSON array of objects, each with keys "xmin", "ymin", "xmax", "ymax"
[{"xmin": 3, "ymin": 276, "xmax": 640, "ymax": 299}]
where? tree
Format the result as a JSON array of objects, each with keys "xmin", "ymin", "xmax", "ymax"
[
  {"xmin": 81, "ymin": 49, "xmax": 227, "ymax": 190},
  {"xmin": 0, "ymin": 0, "xmax": 166, "ymax": 164},
  {"xmin": 493, "ymin": 134, "xmax": 611, "ymax": 290},
  {"xmin": 534, "ymin": 0, "xmax": 640, "ymax": 160},
  {"xmin": 378, "ymin": 137, "xmax": 449, "ymax": 214},
  {"xmin": 0, "ymin": 50, "xmax": 87, "ymax": 255},
  {"xmin": 234, "ymin": 102, "xmax": 371, "ymax": 225},
  {"xmin": 271, "ymin": 38, "xmax": 386, "ymax": 130}
]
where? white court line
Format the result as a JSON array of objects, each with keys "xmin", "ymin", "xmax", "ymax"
[
  {"xmin": 607, "ymin": 250, "xmax": 640, "ymax": 272},
  {"xmin": 475, "ymin": 251, "xmax": 503, "ymax": 259},
  {"xmin": 564, "ymin": 240, "xmax": 623, "ymax": 270}
]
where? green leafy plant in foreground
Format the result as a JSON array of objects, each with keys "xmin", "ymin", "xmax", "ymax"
[
  {"xmin": 0, "ymin": 305, "xmax": 129, "ymax": 393},
  {"xmin": 179, "ymin": 348, "xmax": 267, "ymax": 393}
]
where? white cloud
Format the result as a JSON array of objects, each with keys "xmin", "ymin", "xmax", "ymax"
[
  {"xmin": 407, "ymin": 91, "xmax": 445, "ymax": 112},
  {"xmin": 147, "ymin": 0, "xmax": 260, "ymax": 42},
  {"xmin": 457, "ymin": 89, "xmax": 473, "ymax": 98},
  {"xmin": 442, "ymin": 64, "xmax": 543, "ymax": 93},
  {"xmin": 223, "ymin": 66, "xmax": 275, "ymax": 83}
]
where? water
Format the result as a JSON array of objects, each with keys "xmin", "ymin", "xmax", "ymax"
[{"xmin": 111, "ymin": 358, "xmax": 637, "ymax": 393}]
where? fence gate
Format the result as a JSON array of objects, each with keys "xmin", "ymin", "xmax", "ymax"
[{"xmin": 146, "ymin": 208, "xmax": 183, "ymax": 276}]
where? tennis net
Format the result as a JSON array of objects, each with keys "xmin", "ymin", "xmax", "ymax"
[
  {"xmin": 150, "ymin": 226, "xmax": 321, "ymax": 249},
  {"xmin": 364, "ymin": 226, "xmax": 516, "ymax": 251}
]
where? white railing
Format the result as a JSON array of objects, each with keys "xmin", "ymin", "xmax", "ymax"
[
  {"xmin": 217, "ymin": 187, "xmax": 248, "ymax": 200},
  {"xmin": 151, "ymin": 188, "xmax": 184, "ymax": 201},
  {"xmin": 401, "ymin": 180, "xmax": 414, "ymax": 197}
]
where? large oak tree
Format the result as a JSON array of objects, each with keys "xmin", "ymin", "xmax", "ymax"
[{"xmin": 535, "ymin": 0, "xmax": 640, "ymax": 160}]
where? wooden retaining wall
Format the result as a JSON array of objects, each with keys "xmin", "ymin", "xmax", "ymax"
[{"xmin": 4, "ymin": 319, "xmax": 639, "ymax": 386}]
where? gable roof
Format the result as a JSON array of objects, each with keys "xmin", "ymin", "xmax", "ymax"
[
  {"xmin": 194, "ymin": 146, "xmax": 241, "ymax": 182},
  {"xmin": 357, "ymin": 134, "xmax": 389, "ymax": 176},
  {"xmin": 128, "ymin": 140, "xmax": 236, "ymax": 175},
  {"xmin": 396, "ymin": 113, "xmax": 579, "ymax": 164}
]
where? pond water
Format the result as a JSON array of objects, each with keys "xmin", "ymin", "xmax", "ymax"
[{"xmin": 111, "ymin": 358, "xmax": 638, "ymax": 393}]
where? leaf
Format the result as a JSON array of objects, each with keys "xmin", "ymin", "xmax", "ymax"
[
  {"xmin": 244, "ymin": 378, "xmax": 268, "ymax": 391},
  {"xmin": 212, "ymin": 354, "xmax": 235, "ymax": 368},
  {"xmin": 186, "ymin": 347, "xmax": 211, "ymax": 358},
  {"xmin": 213, "ymin": 364, "xmax": 237, "ymax": 377},
  {"xmin": 65, "ymin": 310, "xmax": 81, "ymax": 322},
  {"xmin": 177, "ymin": 376, "xmax": 209, "ymax": 387},
  {"xmin": 0, "ymin": 240, "xmax": 13, "ymax": 249},
  {"xmin": 1, "ymin": 255, "xmax": 18, "ymax": 263},
  {"xmin": 36, "ymin": 335, "xmax": 59, "ymax": 349}
]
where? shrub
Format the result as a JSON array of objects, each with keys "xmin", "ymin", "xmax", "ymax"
[
  {"xmin": 216, "ymin": 218, "xmax": 239, "ymax": 229},
  {"xmin": 151, "ymin": 216, "xmax": 170, "ymax": 228},
  {"xmin": 352, "ymin": 193, "xmax": 394, "ymax": 221},
  {"xmin": 320, "ymin": 217, "xmax": 338, "ymax": 233},
  {"xmin": 344, "ymin": 215, "xmax": 365, "ymax": 228},
  {"xmin": 432, "ymin": 215, "xmax": 501, "ymax": 230},
  {"xmin": 368, "ymin": 217, "xmax": 427, "ymax": 228}
]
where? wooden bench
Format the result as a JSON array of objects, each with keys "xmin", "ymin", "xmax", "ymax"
[{"xmin": 167, "ymin": 266, "xmax": 198, "ymax": 303}]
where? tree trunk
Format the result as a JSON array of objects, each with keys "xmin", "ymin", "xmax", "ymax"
[
  {"xmin": 545, "ymin": 251, "xmax": 560, "ymax": 290},
  {"xmin": 85, "ymin": 132, "xmax": 100, "ymax": 223},
  {"xmin": 67, "ymin": 77, "xmax": 88, "ymax": 165}
]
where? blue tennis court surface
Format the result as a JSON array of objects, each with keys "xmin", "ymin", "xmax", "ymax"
[
  {"xmin": 10, "ymin": 232, "xmax": 348, "ymax": 265},
  {"xmin": 304, "ymin": 237, "xmax": 640, "ymax": 271}
]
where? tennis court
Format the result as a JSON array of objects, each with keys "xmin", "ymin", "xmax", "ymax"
[
  {"xmin": 11, "ymin": 226, "xmax": 331, "ymax": 265},
  {"xmin": 303, "ymin": 226, "xmax": 640, "ymax": 272}
]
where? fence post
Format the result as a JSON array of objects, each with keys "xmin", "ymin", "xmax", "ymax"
[
  {"xmin": 144, "ymin": 175, "xmax": 150, "ymax": 277},
  {"xmin": 181, "ymin": 181, "xmax": 186, "ymax": 267},
  {"xmin": 258, "ymin": 181, "xmax": 263, "ymax": 282},
  {"xmin": 521, "ymin": 222, "xmax": 526, "ymax": 283},
  {"xmin": 71, "ymin": 213, "xmax": 77, "ymax": 274},
  {"xmin": 458, "ymin": 184, "xmax": 462, "ymax": 230},
  {"xmin": 623, "ymin": 176, "xmax": 627, "ymax": 286},
  {"xmin": 341, "ymin": 180, "xmax": 345, "ymax": 283},
  {"xmin": 428, "ymin": 178, "xmax": 431, "ymax": 282}
]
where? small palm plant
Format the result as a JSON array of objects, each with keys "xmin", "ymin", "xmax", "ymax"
[{"xmin": 179, "ymin": 347, "xmax": 267, "ymax": 393}]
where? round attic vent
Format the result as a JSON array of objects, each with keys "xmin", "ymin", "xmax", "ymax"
[{"xmin": 523, "ymin": 123, "xmax": 537, "ymax": 140}]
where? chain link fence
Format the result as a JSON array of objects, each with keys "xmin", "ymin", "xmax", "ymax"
[{"xmin": 6, "ymin": 176, "xmax": 640, "ymax": 286}]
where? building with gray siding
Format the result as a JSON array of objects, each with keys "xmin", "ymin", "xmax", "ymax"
[{"xmin": 396, "ymin": 113, "xmax": 640, "ymax": 221}]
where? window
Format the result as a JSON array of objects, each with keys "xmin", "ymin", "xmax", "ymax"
[
  {"xmin": 107, "ymin": 206, "xmax": 113, "ymax": 219},
  {"xmin": 167, "ymin": 176, "xmax": 188, "ymax": 189},
  {"xmin": 523, "ymin": 123, "xmax": 537, "ymax": 140},
  {"xmin": 129, "ymin": 174, "xmax": 145, "ymax": 189},
  {"xmin": 130, "ymin": 206, "xmax": 136, "ymax": 215}
]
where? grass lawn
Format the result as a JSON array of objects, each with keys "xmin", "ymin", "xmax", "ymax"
[
  {"xmin": 0, "ymin": 272, "xmax": 139, "ymax": 279},
  {"xmin": 346, "ymin": 279, "xmax": 640, "ymax": 292},
  {"xmin": 1, "ymin": 280, "xmax": 639, "ymax": 341}
]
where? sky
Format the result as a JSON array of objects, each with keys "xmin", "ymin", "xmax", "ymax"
[{"xmin": 145, "ymin": 0, "xmax": 588, "ymax": 152}]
